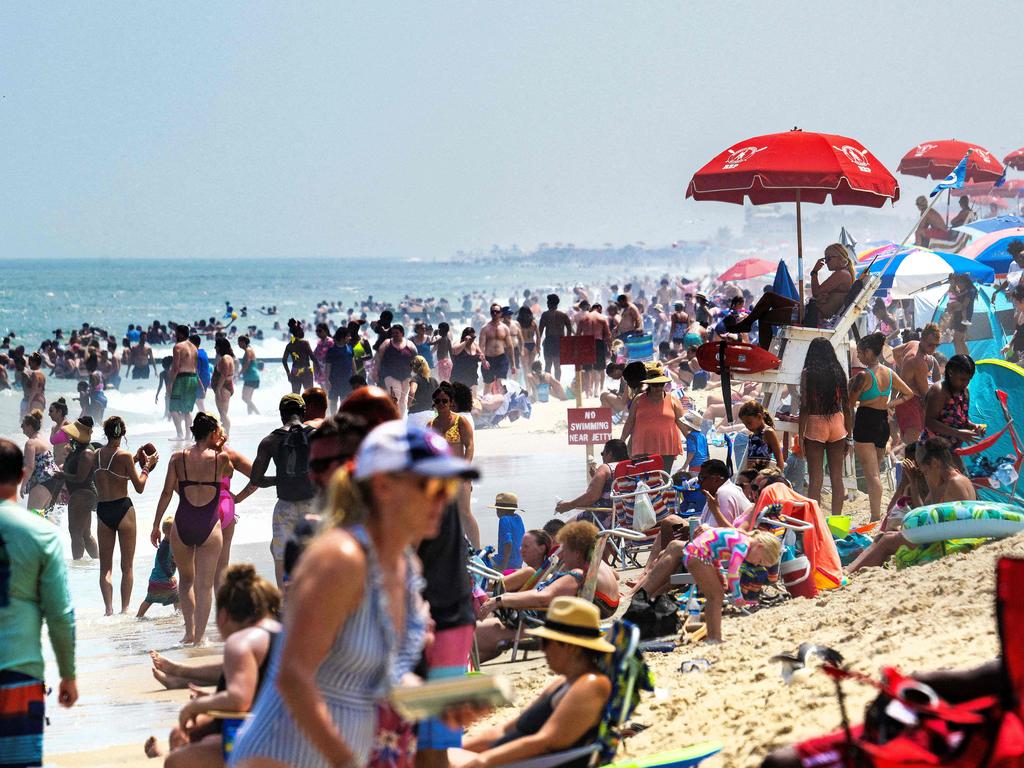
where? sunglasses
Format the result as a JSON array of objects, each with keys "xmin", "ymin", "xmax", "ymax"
[
  {"xmin": 413, "ymin": 475, "xmax": 460, "ymax": 500},
  {"xmin": 433, "ymin": 397, "xmax": 451, "ymax": 405},
  {"xmin": 309, "ymin": 454, "xmax": 349, "ymax": 473}
]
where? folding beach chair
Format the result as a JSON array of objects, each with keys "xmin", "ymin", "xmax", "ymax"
[
  {"xmin": 490, "ymin": 529, "xmax": 646, "ymax": 665},
  {"xmin": 609, "ymin": 456, "xmax": 676, "ymax": 569},
  {"xmin": 497, "ymin": 619, "xmax": 723, "ymax": 768}
]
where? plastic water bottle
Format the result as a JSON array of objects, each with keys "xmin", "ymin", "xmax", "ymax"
[
  {"xmin": 685, "ymin": 588, "xmax": 701, "ymax": 628},
  {"xmin": 994, "ymin": 462, "xmax": 1018, "ymax": 489},
  {"xmin": 678, "ymin": 477, "xmax": 700, "ymax": 491}
]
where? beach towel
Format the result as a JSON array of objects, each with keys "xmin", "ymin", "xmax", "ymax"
[{"xmin": 754, "ymin": 483, "xmax": 842, "ymax": 594}]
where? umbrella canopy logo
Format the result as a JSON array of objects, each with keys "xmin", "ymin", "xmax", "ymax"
[
  {"xmin": 833, "ymin": 145, "xmax": 872, "ymax": 173},
  {"xmin": 912, "ymin": 143, "xmax": 938, "ymax": 156},
  {"xmin": 971, "ymin": 147, "xmax": 994, "ymax": 166},
  {"xmin": 722, "ymin": 145, "xmax": 766, "ymax": 169}
]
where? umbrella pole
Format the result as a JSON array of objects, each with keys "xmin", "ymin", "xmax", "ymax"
[
  {"xmin": 796, "ymin": 192, "xmax": 804, "ymax": 322},
  {"xmin": 945, "ymin": 188, "xmax": 951, "ymax": 226}
]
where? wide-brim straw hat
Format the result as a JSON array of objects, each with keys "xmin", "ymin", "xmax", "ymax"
[
  {"xmin": 526, "ymin": 596, "xmax": 616, "ymax": 653},
  {"xmin": 61, "ymin": 419, "xmax": 92, "ymax": 444},
  {"xmin": 487, "ymin": 491, "xmax": 522, "ymax": 511},
  {"xmin": 643, "ymin": 362, "xmax": 672, "ymax": 385}
]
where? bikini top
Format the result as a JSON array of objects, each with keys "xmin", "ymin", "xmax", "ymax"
[
  {"xmin": 859, "ymin": 366, "xmax": 892, "ymax": 402},
  {"xmin": 433, "ymin": 415, "xmax": 461, "ymax": 445}
]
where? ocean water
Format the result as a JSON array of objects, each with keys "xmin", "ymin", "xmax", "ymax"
[
  {"xmin": 0, "ymin": 255, "xmax": 688, "ymax": 345},
  {"xmin": 0, "ymin": 256, "xmax": 646, "ymax": 755}
]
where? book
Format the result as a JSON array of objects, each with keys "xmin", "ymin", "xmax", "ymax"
[{"xmin": 389, "ymin": 674, "xmax": 515, "ymax": 721}]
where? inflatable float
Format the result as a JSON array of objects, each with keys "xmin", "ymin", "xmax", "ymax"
[{"xmin": 901, "ymin": 500, "xmax": 1024, "ymax": 545}]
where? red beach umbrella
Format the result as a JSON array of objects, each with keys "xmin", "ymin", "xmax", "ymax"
[
  {"xmin": 1005, "ymin": 147, "xmax": 1024, "ymax": 171},
  {"xmin": 953, "ymin": 180, "xmax": 1024, "ymax": 199},
  {"xmin": 897, "ymin": 139, "xmax": 1005, "ymax": 182},
  {"xmin": 685, "ymin": 128, "xmax": 900, "ymax": 315},
  {"xmin": 718, "ymin": 257, "xmax": 777, "ymax": 282}
]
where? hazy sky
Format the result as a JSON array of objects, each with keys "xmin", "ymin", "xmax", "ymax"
[{"xmin": 3, "ymin": 2, "xmax": 1022, "ymax": 260}]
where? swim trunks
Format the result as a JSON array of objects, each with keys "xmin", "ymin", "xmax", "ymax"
[
  {"xmin": 131, "ymin": 367, "xmax": 150, "ymax": 380},
  {"xmin": 0, "ymin": 670, "xmax": 45, "ymax": 767},
  {"xmin": 271, "ymin": 499, "xmax": 314, "ymax": 561},
  {"xmin": 893, "ymin": 396, "xmax": 924, "ymax": 440},
  {"xmin": 482, "ymin": 354, "xmax": 509, "ymax": 383},
  {"xmin": 168, "ymin": 373, "xmax": 199, "ymax": 414},
  {"xmin": 585, "ymin": 340, "xmax": 607, "ymax": 372}
]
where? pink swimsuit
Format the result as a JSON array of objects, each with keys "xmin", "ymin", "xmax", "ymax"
[{"xmin": 219, "ymin": 476, "xmax": 235, "ymax": 528}]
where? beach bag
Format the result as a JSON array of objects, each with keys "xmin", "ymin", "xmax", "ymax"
[
  {"xmin": 632, "ymin": 480, "xmax": 657, "ymax": 532},
  {"xmin": 622, "ymin": 588, "xmax": 680, "ymax": 640}
]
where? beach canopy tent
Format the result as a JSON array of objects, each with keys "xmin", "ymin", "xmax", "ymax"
[
  {"xmin": 959, "ymin": 227, "xmax": 1024, "ymax": 275},
  {"xmin": 915, "ymin": 285, "xmax": 1014, "ymax": 361},
  {"xmin": 718, "ymin": 257, "xmax": 777, "ymax": 282},
  {"xmin": 897, "ymin": 139, "xmax": 1005, "ymax": 182},
  {"xmin": 967, "ymin": 359, "xmax": 1024, "ymax": 503},
  {"xmin": 685, "ymin": 128, "xmax": 900, "ymax": 317},
  {"xmin": 954, "ymin": 215, "xmax": 1024, "ymax": 238},
  {"xmin": 857, "ymin": 243, "xmax": 993, "ymax": 299}
]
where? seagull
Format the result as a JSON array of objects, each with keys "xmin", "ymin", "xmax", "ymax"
[{"xmin": 769, "ymin": 643, "xmax": 844, "ymax": 684}]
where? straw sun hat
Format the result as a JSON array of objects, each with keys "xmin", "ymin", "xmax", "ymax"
[
  {"xmin": 487, "ymin": 492, "xmax": 522, "ymax": 511},
  {"xmin": 61, "ymin": 418, "xmax": 93, "ymax": 444},
  {"xmin": 642, "ymin": 362, "xmax": 671, "ymax": 385},
  {"xmin": 526, "ymin": 596, "xmax": 616, "ymax": 653}
]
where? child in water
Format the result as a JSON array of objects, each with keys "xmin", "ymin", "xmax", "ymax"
[
  {"xmin": 137, "ymin": 517, "xmax": 178, "ymax": 617},
  {"xmin": 154, "ymin": 356, "xmax": 173, "ymax": 420}
]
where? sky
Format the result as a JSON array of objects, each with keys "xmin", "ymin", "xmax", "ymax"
[{"xmin": 2, "ymin": 2, "xmax": 1022, "ymax": 260}]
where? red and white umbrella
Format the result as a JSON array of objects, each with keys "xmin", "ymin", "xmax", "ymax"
[
  {"xmin": 686, "ymin": 128, "xmax": 900, "ymax": 313},
  {"xmin": 718, "ymin": 257, "xmax": 777, "ymax": 283},
  {"xmin": 897, "ymin": 139, "xmax": 1005, "ymax": 182},
  {"xmin": 1005, "ymin": 147, "xmax": 1024, "ymax": 171}
]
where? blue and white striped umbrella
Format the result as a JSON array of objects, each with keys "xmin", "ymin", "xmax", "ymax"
[{"xmin": 862, "ymin": 245, "xmax": 994, "ymax": 298}]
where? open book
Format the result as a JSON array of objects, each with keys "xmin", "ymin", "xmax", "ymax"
[{"xmin": 389, "ymin": 674, "xmax": 515, "ymax": 721}]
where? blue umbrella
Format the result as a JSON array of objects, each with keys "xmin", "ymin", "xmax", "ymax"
[
  {"xmin": 864, "ymin": 246, "xmax": 994, "ymax": 298},
  {"xmin": 953, "ymin": 215, "xmax": 1024, "ymax": 237},
  {"xmin": 772, "ymin": 259, "xmax": 798, "ymax": 300}
]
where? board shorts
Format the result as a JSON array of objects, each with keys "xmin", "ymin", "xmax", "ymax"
[
  {"xmin": 271, "ymin": 499, "xmax": 314, "ymax": 561},
  {"xmin": 168, "ymin": 373, "xmax": 199, "ymax": 414},
  {"xmin": 542, "ymin": 336, "xmax": 561, "ymax": 363},
  {"xmin": 482, "ymin": 354, "xmax": 509, "ymax": 383},
  {"xmin": 853, "ymin": 406, "xmax": 891, "ymax": 449},
  {"xmin": 416, "ymin": 625, "xmax": 475, "ymax": 750},
  {"xmin": 0, "ymin": 670, "xmax": 45, "ymax": 768},
  {"xmin": 893, "ymin": 396, "xmax": 925, "ymax": 439},
  {"xmin": 131, "ymin": 366, "xmax": 150, "ymax": 379}
]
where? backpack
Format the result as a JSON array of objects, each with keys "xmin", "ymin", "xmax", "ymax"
[
  {"xmin": 622, "ymin": 588, "xmax": 680, "ymax": 640},
  {"xmin": 274, "ymin": 423, "xmax": 314, "ymax": 501}
]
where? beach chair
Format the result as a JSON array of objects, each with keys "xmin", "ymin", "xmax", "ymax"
[
  {"xmin": 494, "ymin": 529, "xmax": 647, "ymax": 665},
  {"xmin": 609, "ymin": 456, "xmax": 676, "ymax": 569},
  {"xmin": 497, "ymin": 619, "xmax": 722, "ymax": 768}
]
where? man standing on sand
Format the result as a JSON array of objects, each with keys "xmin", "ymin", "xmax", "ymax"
[
  {"xmin": 168, "ymin": 325, "xmax": 199, "ymax": 440},
  {"xmin": 575, "ymin": 304, "xmax": 610, "ymax": 397},
  {"xmin": 538, "ymin": 293, "xmax": 573, "ymax": 380},
  {"xmin": 479, "ymin": 303, "xmax": 515, "ymax": 393},
  {"xmin": 500, "ymin": 306, "xmax": 523, "ymax": 377},
  {"xmin": 894, "ymin": 323, "xmax": 940, "ymax": 444},
  {"xmin": 127, "ymin": 331, "xmax": 157, "ymax": 380},
  {"xmin": 0, "ymin": 439, "xmax": 78, "ymax": 767},
  {"xmin": 615, "ymin": 293, "xmax": 643, "ymax": 339}
]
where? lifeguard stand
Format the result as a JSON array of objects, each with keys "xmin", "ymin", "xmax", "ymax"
[{"xmin": 730, "ymin": 272, "xmax": 882, "ymax": 491}]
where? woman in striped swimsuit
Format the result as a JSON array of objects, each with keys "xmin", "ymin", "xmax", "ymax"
[{"xmin": 231, "ymin": 422, "xmax": 476, "ymax": 768}]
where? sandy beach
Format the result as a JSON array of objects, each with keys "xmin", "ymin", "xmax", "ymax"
[{"xmin": 36, "ymin": 385, "xmax": 1021, "ymax": 768}]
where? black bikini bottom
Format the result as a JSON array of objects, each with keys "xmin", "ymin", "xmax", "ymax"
[{"xmin": 96, "ymin": 497, "xmax": 133, "ymax": 530}]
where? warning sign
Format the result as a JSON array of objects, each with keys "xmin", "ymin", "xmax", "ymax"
[{"xmin": 567, "ymin": 407, "xmax": 613, "ymax": 445}]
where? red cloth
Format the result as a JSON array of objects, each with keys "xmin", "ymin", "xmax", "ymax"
[{"xmin": 754, "ymin": 484, "xmax": 843, "ymax": 596}]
